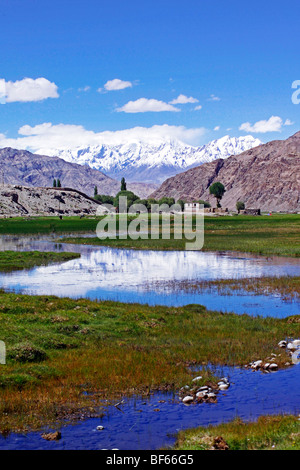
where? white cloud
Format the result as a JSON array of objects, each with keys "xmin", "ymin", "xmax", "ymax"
[
  {"xmin": 0, "ymin": 123, "xmax": 207, "ymax": 152},
  {"xmin": 239, "ymin": 116, "xmax": 291, "ymax": 133},
  {"xmin": 78, "ymin": 86, "xmax": 91, "ymax": 92},
  {"xmin": 194, "ymin": 105, "xmax": 202, "ymax": 111},
  {"xmin": 208, "ymin": 94, "xmax": 221, "ymax": 101},
  {"xmin": 116, "ymin": 98, "xmax": 180, "ymax": 113},
  {"xmin": 0, "ymin": 77, "xmax": 59, "ymax": 103},
  {"xmin": 214, "ymin": 126, "xmax": 220, "ymax": 131},
  {"xmin": 169, "ymin": 94, "xmax": 199, "ymax": 104},
  {"xmin": 101, "ymin": 79, "xmax": 133, "ymax": 92},
  {"xmin": 284, "ymin": 119, "xmax": 294, "ymax": 126}
]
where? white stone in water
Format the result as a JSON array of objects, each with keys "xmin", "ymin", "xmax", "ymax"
[
  {"xmin": 269, "ymin": 363, "xmax": 278, "ymax": 370},
  {"xmin": 196, "ymin": 391, "xmax": 207, "ymax": 398},
  {"xmin": 182, "ymin": 396, "xmax": 194, "ymax": 404},
  {"xmin": 292, "ymin": 350, "xmax": 300, "ymax": 365},
  {"xmin": 198, "ymin": 386, "xmax": 209, "ymax": 391},
  {"xmin": 218, "ymin": 383, "xmax": 229, "ymax": 390},
  {"xmin": 96, "ymin": 426, "xmax": 104, "ymax": 431},
  {"xmin": 264, "ymin": 363, "xmax": 270, "ymax": 369},
  {"xmin": 207, "ymin": 393, "xmax": 217, "ymax": 399},
  {"xmin": 220, "ymin": 377, "xmax": 229, "ymax": 384},
  {"xmin": 251, "ymin": 360, "xmax": 263, "ymax": 369},
  {"xmin": 287, "ymin": 340, "xmax": 300, "ymax": 351}
]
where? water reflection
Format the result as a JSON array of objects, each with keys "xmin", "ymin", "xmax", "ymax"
[{"xmin": 0, "ymin": 234, "xmax": 299, "ymax": 317}]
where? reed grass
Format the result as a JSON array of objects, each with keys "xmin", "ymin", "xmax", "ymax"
[{"xmin": 0, "ymin": 292, "xmax": 299, "ymax": 432}]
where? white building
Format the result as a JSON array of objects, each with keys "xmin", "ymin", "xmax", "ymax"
[{"xmin": 184, "ymin": 202, "xmax": 203, "ymax": 213}]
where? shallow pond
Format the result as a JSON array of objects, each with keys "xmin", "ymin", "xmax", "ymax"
[
  {"xmin": 1, "ymin": 365, "xmax": 299, "ymax": 450},
  {"xmin": 0, "ymin": 234, "xmax": 299, "ymax": 317}
]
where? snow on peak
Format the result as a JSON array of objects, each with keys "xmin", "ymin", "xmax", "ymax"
[{"xmin": 37, "ymin": 135, "xmax": 262, "ymax": 184}]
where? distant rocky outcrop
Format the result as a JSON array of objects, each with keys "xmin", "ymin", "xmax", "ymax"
[
  {"xmin": 0, "ymin": 185, "xmax": 104, "ymax": 217},
  {"xmin": 0, "ymin": 148, "xmax": 156, "ymax": 198},
  {"xmin": 151, "ymin": 131, "xmax": 300, "ymax": 212}
]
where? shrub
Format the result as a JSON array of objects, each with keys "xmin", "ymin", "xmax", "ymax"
[
  {"xmin": 8, "ymin": 343, "xmax": 48, "ymax": 363},
  {"xmin": 236, "ymin": 201, "xmax": 245, "ymax": 213}
]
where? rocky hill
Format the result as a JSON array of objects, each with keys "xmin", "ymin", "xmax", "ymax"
[
  {"xmin": 0, "ymin": 148, "xmax": 156, "ymax": 198},
  {"xmin": 151, "ymin": 131, "xmax": 300, "ymax": 212},
  {"xmin": 0, "ymin": 185, "xmax": 106, "ymax": 217}
]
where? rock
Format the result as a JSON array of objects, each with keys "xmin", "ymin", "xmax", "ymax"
[
  {"xmin": 220, "ymin": 377, "xmax": 229, "ymax": 384},
  {"xmin": 182, "ymin": 396, "xmax": 194, "ymax": 404},
  {"xmin": 96, "ymin": 425, "xmax": 104, "ymax": 431},
  {"xmin": 213, "ymin": 436, "xmax": 229, "ymax": 451},
  {"xmin": 287, "ymin": 340, "xmax": 300, "ymax": 351},
  {"xmin": 251, "ymin": 360, "xmax": 263, "ymax": 369},
  {"xmin": 218, "ymin": 383, "xmax": 229, "ymax": 390},
  {"xmin": 192, "ymin": 376, "xmax": 202, "ymax": 383},
  {"xmin": 196, "ymin": 391, "xmax": 207, "ymax": 398},
  {"xmin": 291, "ymin": 350, "xmax": 300, "ymax": 365},
  {"xmin": 269, "ymin": 363, "xmax": 278, "ymax": 371},
  {"xmin": 278, "ymin": 340, "xmax": 287, "ymax": 348},
  {"xmin": 41, "ymin": 431, "xmax": 61, "ymax": 441}
]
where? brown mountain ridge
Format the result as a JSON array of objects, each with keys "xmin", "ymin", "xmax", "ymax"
[{"xmin": 151, "ymin": 131, "xmax": 300, "ymax": 212}]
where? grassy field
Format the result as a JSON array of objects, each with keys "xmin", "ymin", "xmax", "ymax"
[
  {"xmin": 0, "ymin": 214, "xmax": 299, "ymax": 257},
  {"xmin": 173, "ymin": 415, "xmax": 300, "ymax": 450},
  {"xmin": 0, "ymin": 292, "xmax": 299, "ymax": 432},
  {"xmin": 0, "ymin": 216, "xmax": 100, "ymax": 235},
  {"xmin": 60, "ymin": 214, "xmax": 300, "ymax": 257},
  {"xmin": 0, "ymin": 251, "xmax": 80, "ymax": 272}
]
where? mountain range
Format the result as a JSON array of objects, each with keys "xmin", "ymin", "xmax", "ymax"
[
  {"xmin": 36, "ymin": 135, "xmax": 261, "ymax": 184},
  {"xmin": 151, "ymin": 131, "xmax": 300, "ymax": 212},
  {"xmin": 0, "ymin": 147, "xmax": 156, "ymax": 198}
]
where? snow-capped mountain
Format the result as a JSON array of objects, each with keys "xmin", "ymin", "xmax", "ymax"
[{"xmin": 38, "ymin": 135, "xmax": 262, "ymax": 184}]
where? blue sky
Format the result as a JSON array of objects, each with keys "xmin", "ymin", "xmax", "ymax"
[{"xmin": 0, "ymin": 0, "xmax": 300, "ymax": 150}]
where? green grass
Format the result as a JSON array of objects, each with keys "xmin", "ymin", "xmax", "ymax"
[
  {"xmin": 0, "ymin": 292, "xmax": 298, "ymax": 432},
  {"xmin": 0, "ymin": 216, "xmax": 101, "ymax": 235},
  {"xmin": 0, "ymin": 251, "xmax": 80, "ymax": 272},
  {"xmin": 59, "ymin": 214, "xmax": 300, "ymax": 257},
  {"xmin": 174, "ymin": 415, "xmax": 300, "ymax": 450},
  {"xmin": 0, "ymin": 214, "xmax": 299, "ymax": 257},
  {"xmin": 157, "ymin": 276, "xmax": 300, "ymax": 301}
]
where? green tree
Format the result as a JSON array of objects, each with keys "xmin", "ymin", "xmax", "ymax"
[
  {"xmin": 113, "ymin": 190, "xmax": 139, "ymax": 212},
  {"xmin": 236, "ymin": 201, "xmax": 245, "ymax": 213},
  {"xmin": 209, "ymin": 182, "xmax": 226, "ymax": 208},
  {"xmin": 120, "ymin": 177, "xmax": 127, "ymax": 191},
  {"xmin": 94, "ymin": 194, "xmax": 114, "ymax": 205},
  {"xmin": 158, "ymin": 197, "xmax": 176, "ymax": 206},
  {"xmin": 94, "ymin": 186, "xmax": 98, "ymax": 197},
  {"xmin": 177, "ymin": 199, "xmax": 185, "ymax": 211},
  {"xmin": 135, "ymin": 199, "xmax": 150, "ymax": 211},
  {"xmin": 53, "ymin": 179, "xmax": 57, "ymax": 188},
  {"xmin": 57, "ymin": 178, "xmax": 61, "ymax": 188},
  {"xmin": 198, "ymin": 199, "xmax": 211, "ymax": 208}
]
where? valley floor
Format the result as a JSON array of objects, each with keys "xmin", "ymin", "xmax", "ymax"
[{"xmin": 0, "ymin": 216, "xmax": 299, "ymax": 450}]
